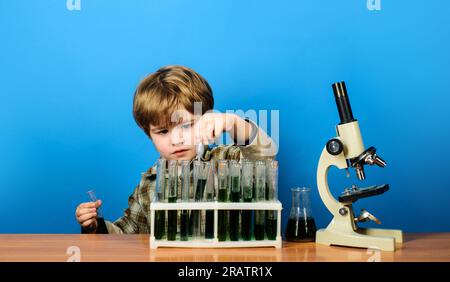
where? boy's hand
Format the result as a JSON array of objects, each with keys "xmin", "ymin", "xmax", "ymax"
[
  {"xmin": 194, "ymin": 113, "xmax": 253, "ymax": 145},
  {"xmin": 75, "ymin": 200, "xmax": 102, "ymax": 232}
]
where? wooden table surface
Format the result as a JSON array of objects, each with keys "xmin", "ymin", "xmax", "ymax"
[{"xmin": 0, "ymin": 233, "xmax": 449, "ymax": 262}]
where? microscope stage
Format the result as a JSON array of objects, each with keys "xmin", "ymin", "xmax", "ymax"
[{"xmin": 338, "ymin": 184, "xmax": 389, "ymax": 203}]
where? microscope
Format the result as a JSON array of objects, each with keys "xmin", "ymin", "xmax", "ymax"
[{"xmin": 315, "ymin": 81, "xmax": 403, "ymax": 251}]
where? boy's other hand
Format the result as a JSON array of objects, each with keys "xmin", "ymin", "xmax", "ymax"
[{"xmin": 75, "ymin": 200, "xmax": 102, "ymax": 231}]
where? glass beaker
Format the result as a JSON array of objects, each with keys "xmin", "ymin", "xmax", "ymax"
[{"xmin": 285, "ymin": 187, "xmax": 317, "ymax": 242}]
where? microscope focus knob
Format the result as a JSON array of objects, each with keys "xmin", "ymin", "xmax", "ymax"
[{"xmin": 326, "ymin": 138, "xmax": 344, "ymax": 155}]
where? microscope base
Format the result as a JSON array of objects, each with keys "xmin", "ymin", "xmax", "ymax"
[{"xmin": 316, "ymin": 227, "xmax": 403, "ymax": 251}]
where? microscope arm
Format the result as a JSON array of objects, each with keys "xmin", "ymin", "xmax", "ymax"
[{"xmin": 316, "ymin": 143, "xmax": 348, "ymax": 215}]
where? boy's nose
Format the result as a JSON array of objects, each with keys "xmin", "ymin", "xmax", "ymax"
[{"xmin": 171, "ymin": 128, "xmax": 185, "ymax": 146}]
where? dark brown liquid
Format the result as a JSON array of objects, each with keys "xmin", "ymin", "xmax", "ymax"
[{"xmin": 285, "ymin": 217, "xmax": 316, "ymax": 242}]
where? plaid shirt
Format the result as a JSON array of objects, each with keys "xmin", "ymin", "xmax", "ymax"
[{"xmin": 104, "ymin": 122, "xmax": 277, "ymax": 234}]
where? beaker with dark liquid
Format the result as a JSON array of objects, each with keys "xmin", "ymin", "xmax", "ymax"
[{"xmin": 285, "ymin": 187, "xmax": 317, "ymax": 242}]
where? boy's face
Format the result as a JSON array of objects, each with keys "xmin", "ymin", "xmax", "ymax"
[{"xmin": 149, "ymin": 109, "xmax": 198, "ymax": 161}]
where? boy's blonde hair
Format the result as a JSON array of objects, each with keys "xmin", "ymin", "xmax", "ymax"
[{"xmin": 133, "ymin": 65, "xmax": 214, "ymax": 137}]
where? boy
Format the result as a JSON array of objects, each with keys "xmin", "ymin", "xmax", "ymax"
[{"xmin": 75, "ymin": 65, "xmax": 277, "ymax": 234}]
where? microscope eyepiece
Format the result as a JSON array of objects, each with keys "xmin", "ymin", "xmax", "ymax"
[{"xmin": 332, "ymin": 81, "xmax": 356, "ymax": 124}]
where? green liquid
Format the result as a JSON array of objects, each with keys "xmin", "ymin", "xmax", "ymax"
[
  {"xmin": 189, "ymin": 178, "xmax": 207, "ymax": 237},
  {"xmin": 218, "ymin": 210, "xmax": 228, "ymax": 241},
  {"xmin": 167, "ymin": 196, "xmax": 177, "ymax": 241},
  {"xmin": 241, "ymin": 210, "xmax": 252, "ymax": 241},
  {"xmin": 205, "ymin": 210, "xmax": 214, "ymax": 239},
  {"xmin": 229, "ymin": 210, "xmax": 239, "ymax": 241},
  {"xmin": 218, "ymin": 188, "xmax": 227, "ymax": 202},
  {"xmin": 265, "ymin": 216, "xmax": 277, "ymax": 240},
  {"xmin": 254, "ymin": 210, "xmax": 265, "ymax": 240},
  {"xmin": 180, "ymin": 211, "xmax": 189, "ymax": 241},
  {"xmin": 254, "ymin": 224, "xmax": 265, "ymax": 240},
  {"xmin": 154, "ymin": 211, "xmax": 166, "ymax": 239},
  {"xmin": 229, "ymin": 190, "xmax": 240, "ymax": 241},
  {"xmin": 218, "ymin": 187, "xmax": 228, "ymax": 241},
  {"xmin": 241, "ymin": 197, "xmax": 252, "ymax": 240},
  {"xmin": 194, "ymin": 179, "xmax": 207, "ymax": 201}
]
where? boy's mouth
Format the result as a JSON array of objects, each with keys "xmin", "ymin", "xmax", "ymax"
[{"xmin": 172, "ymin": 149, "xmax": 190, "ymax": 156}]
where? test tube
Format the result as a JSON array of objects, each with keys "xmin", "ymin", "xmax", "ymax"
[
  {"xmin": 204, "ymin": 161, "xmax": 214, "ymax": 239},
  {"xmin": 217, "ymin": 160, "xmax": 229, "ymax": 241},
  {"xmin": 86, "ymin": 189, "xmax": 108, "ymax": 234},
  {"xmin": 229, "ymin": 160, "xmax": 241, "ymax": 241},
  {"xmin": 167, "ymin": 160, "xmax": 178, "ymax": 241},
  {"xmin": 241, "ymin": 159, "xmax": 254, "ymax": 241},
  {"xmin": 180, "ymin": 160, "xmax": 190, "ymax": 241},
  {"xmin": 254, "ymin": 160, "xmax": 266, "ymax": 240},
  {"xmin": 190, "ymin": 160, "xmax": 206, "ymax": 239},
  {"xmin": 265, "ymin": 160, "xmax": 278, "ymax": 240},
  {"xmin": 154, "ymin": 158, "xmax": 166, "ymax": 239}
]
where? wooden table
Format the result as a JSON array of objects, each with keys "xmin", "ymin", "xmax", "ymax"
[{"xmin": 0, "ymin": 233, "xmax": 449, "ymax": 262}]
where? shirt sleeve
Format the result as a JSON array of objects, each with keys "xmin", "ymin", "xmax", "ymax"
[
  {"xmin": 239, "ymin": 118, "xmax": 278, "ymax": 160},
  {"xmin": 105, "ymin": 173, "xmax": 154, "ymax": 234}
]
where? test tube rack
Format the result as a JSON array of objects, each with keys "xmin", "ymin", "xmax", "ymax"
[{"xmin": 149, "ymin": 201, "xmax": 283, "ymax": 249}]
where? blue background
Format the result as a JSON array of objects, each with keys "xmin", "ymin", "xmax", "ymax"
[{"xmin": 1, "ymin": 0, "xmax": 449, "ymax": 233}]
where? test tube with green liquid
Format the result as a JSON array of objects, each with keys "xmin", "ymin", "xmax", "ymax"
[
  {"xmin": 180, "ymin": 160, "xmax": 190, "ymax": 241},
  {"xmin": 241, "ymin": 159, "xmax": 254, "ymax": 241},
  {"xmin": 190, "ymin": 160, "xmax": 206, "ymax": 239},
  {"xmin": 154, "ymin": 158, "xmax": 166, "ymax": 240},
  {"xmin": 229, "ymin": 160, "xmax": 241, "ymax": 241},
  {"xmin": 167, "ymin": 160, "xmax": 178, "ymax": 241},
  {"xmin": 217, "ymin": 160, "xmax": 229, "ymax": 241},
  {"xmin": 254, "ymin": 160, "xmax": 266, "ymax": 240},
  {"xmin": 204, "ymin": 161, "xmax": 215, "ymax": 239},
  {"xmin": 265, "ymin": 160, "xmax": 278, "ymax": 240}
]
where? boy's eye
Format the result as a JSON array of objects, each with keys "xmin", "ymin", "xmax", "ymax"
[
  {"xmin": 181, "ymin": 123, "xmax": 193, "ymax": 129},
  {"xmin": 156, "ymin": 129, "xmax": 169, "ymax": 135}
]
